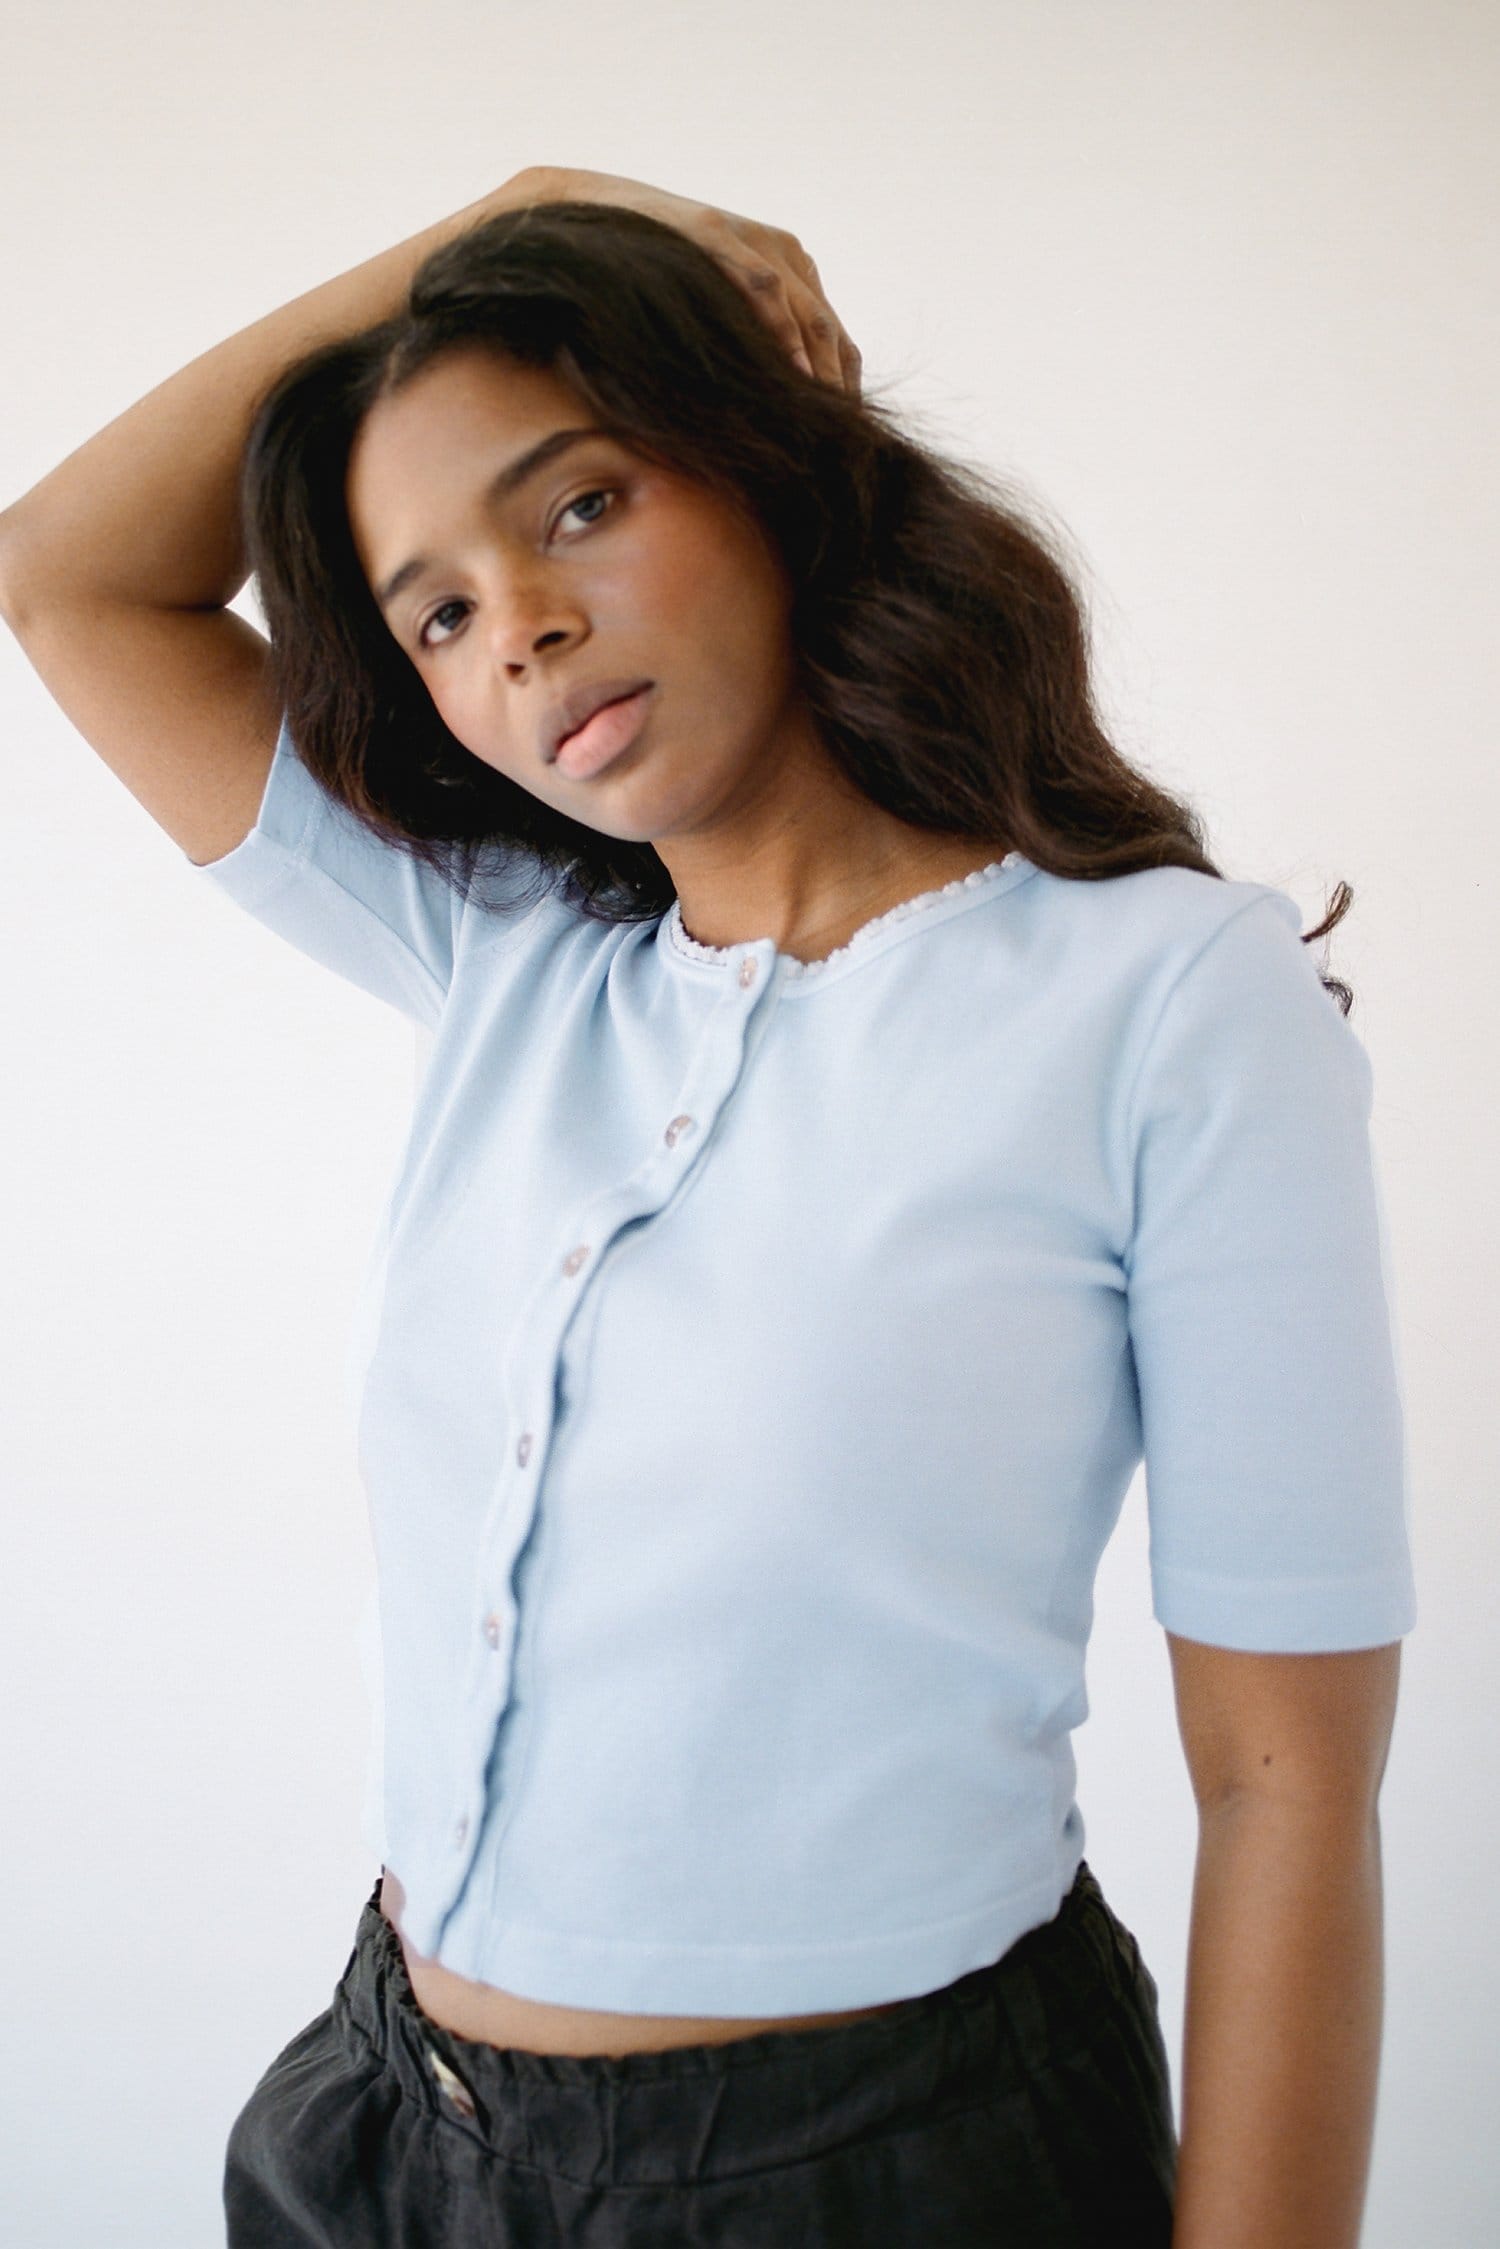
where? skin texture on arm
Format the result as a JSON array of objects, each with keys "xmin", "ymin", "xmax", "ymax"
[{"xmin": 1165, "ymin": 1634, "xmax": 1402, "ymax": 2249}]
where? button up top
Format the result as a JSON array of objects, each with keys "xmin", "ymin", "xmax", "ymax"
[{"xmin": 187, "ymin": 716, "xmax": 1417, "ymax": 2012}]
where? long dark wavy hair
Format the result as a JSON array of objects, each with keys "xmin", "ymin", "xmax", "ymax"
[{"xmin": 239, "ymin": 198, "xmax": 1355, "ymax": 1012}]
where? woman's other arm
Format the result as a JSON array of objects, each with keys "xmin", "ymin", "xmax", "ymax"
[{"xmin": 1166, "ymin": 1634, "xmax": 1401, "ymax": 2248}]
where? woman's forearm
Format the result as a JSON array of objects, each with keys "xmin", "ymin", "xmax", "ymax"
[
  {"xmin": 1172, "ymin": 1799, "xmax": 1386, "ymax": 2248},
  {"xmin": 0, "ymin": 168, "xmax": 553, "ymax": 614}
]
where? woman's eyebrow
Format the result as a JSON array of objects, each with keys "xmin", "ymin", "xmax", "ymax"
[{"xmin": 374, "ymin": 426, "xmax": 603, "ymax": 614}]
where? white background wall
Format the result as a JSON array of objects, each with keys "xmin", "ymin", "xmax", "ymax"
[{"xmin": 2, "ymin": 2, "xmax": 1493, "ymax": 2241}]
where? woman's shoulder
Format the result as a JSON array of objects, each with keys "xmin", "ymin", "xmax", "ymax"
[{"xmin": 1017, "ymin": 852, "xmax": 1305, "ymax": 988}]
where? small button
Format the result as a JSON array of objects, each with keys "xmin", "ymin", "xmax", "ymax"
[
  {"xmin": 738, "ymin": 957, "xmax": 758, "ymax": 988},
  {"xmin": 482, "ymin": 1613, "xmax": 501, "ymax": 1649},
  {"xmin": 664, "ymin": 1114, "xmax": 696, "ymax": 1149},
  {"xmin": 453, "ymin": 1813, "xmax": 469, "ymax": 1847},
  {"xmin": 517, "ymin": 1431, "xmax": 533, "ymax": 1467},
  {"xmin": 562, "ymin": 1244, "xmax": 591, "ymax": 1276},
  {"xmin": 427, "ymin": 2047, "xmax": 478, "ymax": 2121}
]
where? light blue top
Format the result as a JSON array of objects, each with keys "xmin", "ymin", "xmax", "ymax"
[{"xmin": 188, "ymin": 715, "xmax": 1417, "ymax": 2011}]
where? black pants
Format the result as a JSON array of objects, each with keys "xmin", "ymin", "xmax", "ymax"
[{"xmin": 224, "ymin": 1858, "xmax": 1177, "ymax": 2245}]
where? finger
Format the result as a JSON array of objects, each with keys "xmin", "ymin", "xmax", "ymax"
[
  {"xmin": 755, "ymin": 233, "xmax": 861, "ymax": 390},
  {"xmin": 721, "ymin": 249, "xmax": 810, "ymax": 362},
  {"xmin": 716, "ymin": 249, "xmax": 857, "ymax": 389},
  {"xmin": 801, "ymin": 304, "xmax": 858, "ymax": 391},
  {"xmin": 765, "ymin": 250, "xmax": 861, "ymax": 390},
  {"xmin": 702, "ymin": 218, "xmax": 831, "ymax": 370}
]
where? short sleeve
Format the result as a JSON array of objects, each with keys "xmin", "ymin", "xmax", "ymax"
[
  {"xmin": 1123, "ymin": 890, "xmax": 1417, "ymax": 1653},
  {"xmin": 185, "ymin": 713, "xmax": 464, "ymax": 1029}
]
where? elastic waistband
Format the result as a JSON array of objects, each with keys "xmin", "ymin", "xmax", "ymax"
[{"xmin": 333, "ymin": 1859, "xmax": 1137, "ymax": 2186}]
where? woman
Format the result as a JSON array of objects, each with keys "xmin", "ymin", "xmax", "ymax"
[{"xmin": 0, "ymin": 166, "xmax": 1414, "ymax": 2246}]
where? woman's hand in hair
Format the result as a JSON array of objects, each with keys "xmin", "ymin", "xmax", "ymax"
[{"xmin": 506, "ymin": 166, "xmax": 861, "ymax": 394}]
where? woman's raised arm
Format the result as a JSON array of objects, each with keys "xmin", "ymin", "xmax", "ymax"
[
  {"xmin": 0, "ymin": 170, "xmax": 559, "ymax": 864},
  {"xmin": 0, "ymin": 167, "xmax": 853, "ymax": 868}
]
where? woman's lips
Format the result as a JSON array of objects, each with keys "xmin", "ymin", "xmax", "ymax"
[{"xmin": 553, "ymin": 686, "xmax": 656, "ymax": 780}]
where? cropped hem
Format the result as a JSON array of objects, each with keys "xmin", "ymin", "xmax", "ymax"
[{"xmin": 417, "ymin": 1858, "xmax": 1080, "ymax": 2016}]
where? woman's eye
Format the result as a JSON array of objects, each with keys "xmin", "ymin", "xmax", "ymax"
[
  {"xmin": 554, "ymin": 486, "xmax": 615, "ymax": 537},
  {"xmin": 416, "ymin": 488, "xmax": 618, "ymax": 650},
  {"xmin": 419, "ymin": 599, "xmax": 468, "ymax": 649}
]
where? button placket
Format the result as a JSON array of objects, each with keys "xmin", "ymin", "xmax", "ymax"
[
  {"xmin": 444, "ymin": 949, "xmax": 777, "ymax": 1930},
  {"xmin": 467, "ymin": 1211, "xmax": 610, "ymax": 1779}
]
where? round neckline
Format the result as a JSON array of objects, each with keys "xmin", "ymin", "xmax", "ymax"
[{"xmin": 664, "ymin": 852, "xmax": 1026, "ymax": 980}]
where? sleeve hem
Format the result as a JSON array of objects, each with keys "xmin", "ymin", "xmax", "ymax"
[
  {"xmin": 183, "ymin": 719, "xmax": 326, "ymax": 906},
  {"xmin": 186, "ymin": 827, "xmax": 309, "ymax": 912},
  {"xmin": 1151, "ymin": 1558, "xmax": 1417, "ymax": 1651}
]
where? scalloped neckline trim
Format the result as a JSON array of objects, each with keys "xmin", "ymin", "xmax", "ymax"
[{"xmin": 665, "ymin": 852, "xmax": 1023, "ymax": 978}]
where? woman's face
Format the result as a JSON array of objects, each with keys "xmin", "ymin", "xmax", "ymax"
[{"xmin": 344, "ymin": 345, "xmax": 811, "ymax": 845}]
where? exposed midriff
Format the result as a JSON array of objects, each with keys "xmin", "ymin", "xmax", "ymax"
[{"xmin": 378, "ymin": 1869, "xmax": 908, "ymax": 2057}]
